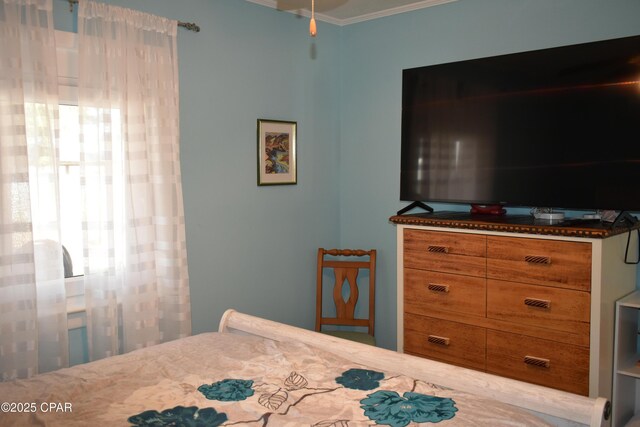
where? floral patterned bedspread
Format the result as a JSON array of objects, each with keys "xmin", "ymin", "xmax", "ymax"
[{"xmin": 0, "ymin": 332, "xmax": 551, "ymax": 426}]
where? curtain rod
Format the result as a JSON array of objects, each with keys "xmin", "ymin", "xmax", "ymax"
[{"xmin": 66, "ymin": 0, "xmax": 200, "ymax": 32}]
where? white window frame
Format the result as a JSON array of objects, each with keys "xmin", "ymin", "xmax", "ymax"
[{"xmin": 56, "ymin": 30, "xmax": 85, "ymax": 325}]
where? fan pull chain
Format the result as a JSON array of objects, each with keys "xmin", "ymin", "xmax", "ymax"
[{"xmin": 310, "ymin": 0, "xmax": 317, "ymax": 37}]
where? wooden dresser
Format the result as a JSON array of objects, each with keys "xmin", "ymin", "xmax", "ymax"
[{"xmin": 391, "ymin": 212, "xmax": 638, "ymax": 401}]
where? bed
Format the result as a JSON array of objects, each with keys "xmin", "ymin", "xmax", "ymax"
[{"xmin": 0, "ymin": 309, "xmax": 609, "ymax": 426}]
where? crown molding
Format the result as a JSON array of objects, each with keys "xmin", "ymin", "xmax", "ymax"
[
  {"xmin": 245, "ymin": 0, "xmax": 457, "ymax": 27},
  {"xmin": 338, "ymin": 0, "xmax": 457, "ymax": 25}
]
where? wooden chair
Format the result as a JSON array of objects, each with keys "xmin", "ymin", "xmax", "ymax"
[{"xmin": 315, "ymin": 248, "xmax": 376, "ymax": 346}]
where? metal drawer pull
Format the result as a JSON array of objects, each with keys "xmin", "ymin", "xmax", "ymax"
[
  {"xmin": 427, "ymin": 245, "xmax": 449, "ymax": 254},
  {"xmin": 427, "ymin": 335, "xmax": 450, "ymax": 346},
  {"xmin": 427, "ymin": 283, "xmax": 450, "ymax": 293},
  {"xmin": 524, "ymin": 355, "xmax": 550, "ymax": 368},
  {"xmin": 524, "ymin": 255, "xmax": 551, "ymax": 265},
  {"xmin": 524, "ymin": 297, "xmax": 551, "ymax": 309}
]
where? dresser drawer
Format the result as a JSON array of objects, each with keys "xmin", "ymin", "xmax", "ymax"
[
  {"xmin": 404, "ymin": 229, "xmax": 486, "ymax": 277},
  {"xmin": 404, "ymin": 313, "xmax": 486, "ymax": 371},
  {"xmin": 487, "ymin": 330, "xmax": 589, "ymax": 395},
  {"xmin": 405, "ymin": 269, "xmax": 486, "ymax": 317},
  {"xmin": 487, "ymin": 279, "xmax": 590, "ymax": 336},
  {"xmin": 487, "ymin": 236, "xmax": 591, "ymax": 291}
]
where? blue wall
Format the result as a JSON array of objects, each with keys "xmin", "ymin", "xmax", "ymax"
[
  {"xmin": 53, "ymin": 0, "xmax": 640, "ymax": 354},
  {"xmin": 338, "ymin": 0, "xmax": 640, "ymax": 349},
  {"xmin": 54, "ymin": 0, "xmax": 343, "ymax": 350}
]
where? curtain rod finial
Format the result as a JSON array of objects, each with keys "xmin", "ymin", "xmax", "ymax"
[{"xmin": 178, "ymin": 22, "xmax": 200, "ymax": 33}]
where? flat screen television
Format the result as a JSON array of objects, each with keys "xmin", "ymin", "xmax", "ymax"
[{"xmin": 400, "ymin": 35, "xmax": 640, "ymax": 212}]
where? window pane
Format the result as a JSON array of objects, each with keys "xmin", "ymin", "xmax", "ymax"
[
  {"xmin": 59, "ymin": 164, "xmax": 82, "ymax": 277},
  {"xmin": 59, "ymin": 104, "xmax": 82, "ymax": 277},
  {"xmin": 59, "ymin": 104, "xmax": 79, "ymax": 162}
]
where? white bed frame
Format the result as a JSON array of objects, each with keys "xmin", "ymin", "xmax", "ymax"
[{"xmin": 219, "ymin": 309, "xmax": 609, "ymax": 427}]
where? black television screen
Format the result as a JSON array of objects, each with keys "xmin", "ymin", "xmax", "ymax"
[{"xmin": 400, "ymin": 35, "xmax": 640, "ymax": 212}]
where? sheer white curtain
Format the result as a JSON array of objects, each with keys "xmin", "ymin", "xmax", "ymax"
[
  {"xmin": 0, "ymin": 0, "xmax": 68, "ymax": 380},
  {"xmin": 77, "ymin": 0, "xmax": 191, "ymax": 360}
]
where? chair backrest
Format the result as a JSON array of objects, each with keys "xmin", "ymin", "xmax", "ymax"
[{"xmin": 315, "ymin": 248, "xmax": 376, "ymax": 336}]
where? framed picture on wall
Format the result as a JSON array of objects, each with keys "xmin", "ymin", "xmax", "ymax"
[{"xmin": 257, "ymin": 119, "xmax": 297, "ymax": 186}]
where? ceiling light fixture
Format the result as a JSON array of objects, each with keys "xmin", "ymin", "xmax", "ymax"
[{"xmin": 309, "ymin": 0, "xmax": 317, "ymax": 37}]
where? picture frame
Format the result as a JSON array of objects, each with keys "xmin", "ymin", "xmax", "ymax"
[{"xmin": 257, "ymin": 119, "xmax": 297, "ymax": 186}]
